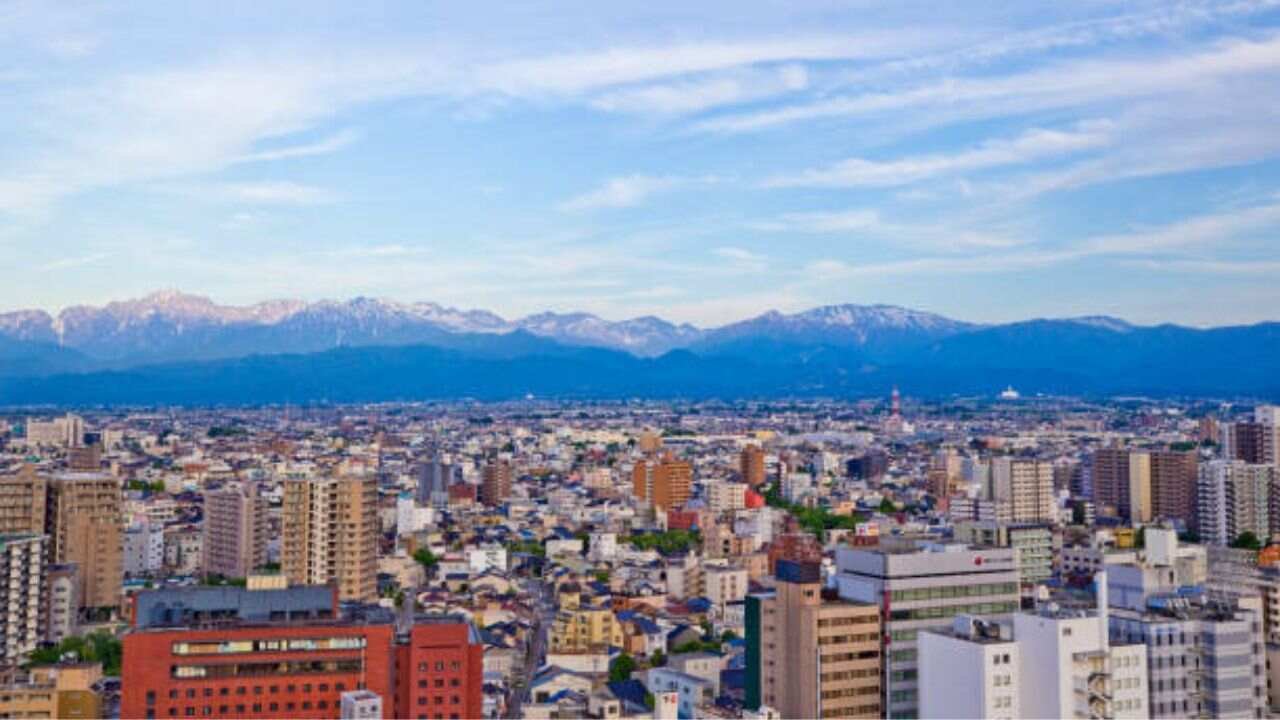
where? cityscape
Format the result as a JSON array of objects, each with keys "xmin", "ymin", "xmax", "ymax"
[
  {"xmin": 1, "ymin": 396, "xmax": 1279, "ymax": 719},
  {"xmin": 4, "ymin": 2, "xmax": 1280, "ymax": 720}
]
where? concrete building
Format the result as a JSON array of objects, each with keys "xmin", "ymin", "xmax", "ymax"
[
  {"xmin": 703, "ymin": 564, "xmax": 748, "ymax": 615},
  {"xmin": 0, "ymin": 662, "xmax": 102, "ymax": 720},
  {"xmin": 1092, "ymin": 447, "xmax": 1136, "ymax": 520},
  {"xmin": 633, "ymin": 457, "xmax": 692, "ymax": 511},
  {"xmin": 45, "ymin": 564, "xmax": 78, "ymax": 645},
  {"xmin": 339, "ymin": 689, "xmax": 382, "ymax": 719},
  {"xmin": 990, "ymin": 458, "xmax": 1055, "ymax": 523},
  {"xmin": 1150, "ymin": 450, "xmax": 1199, "ymax": 529},
  {"xmin": 416, "ymin": 457, "xmax": 455, "ymax": 508},
  {"xmin": 282, "ymin": 476, "xmax": 378, "ymax": 601},
  {"xmin": 740, "ymin": 445, "xmax": 766, "ymax": 488},
  {"xmin": 918, "ymin": 616, "xmax": 1021, "ymax": 719},
  {"xmin": 706, "ymin": 480, "xmax": 747, "ymax": 513},
  {"xmin": 23, "ymin": 413, "xmax": 84, "ymax": 448},
  {"xmin": 1196, "ymin": 460, "xmax": 1277, "ymax": 546},
  {"xmin": 480, "ymin": 460, "xmax": 513, "ymax": 507},
  {"xmin": 646, "ymin": 667, "xmax": 716, "ymax": 720},
  {"xmin": 921, "ymin": 601, "xmax": 1151, "ymax": 720},
  {"xmin": 1110, "ymin": 593, "xmax": 1266, "ymax": 719},
  {"xmin": 1, "ymin": 469, "xmax": 120, "ymax": 611},
  {"xmin": 202, "ymin": 482, "xmax": 267, "ymax": 579},
  {"xmin": 835, "ymin": 539, "xmax": 1020, "ymax": 718},
  {"xmin": 0, "ymin": 534, "xmax": 46, "ymax": 662},
  {"xmin": 748, "ymin": 560, "xmax": 881, "ymax": 719},
  {"xmin": 954, "ymin": 521, "xmax": 1056, "ymax": 586},
  {"xmin": 47, "ymin": 473, "xmax": 122, "ymax": 610},
  {"xmin": 123, "ymin": 521, "xmax": 165, "ymax": 576}
]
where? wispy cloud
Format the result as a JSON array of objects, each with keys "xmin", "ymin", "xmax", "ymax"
[
  {"xmin": 590, "ymin": 65, "xmax": 808, "ymax": 116},
  {"xmin": 712, "ymin": 246, "xmax": 768, "ymax": 273},
  {"xmin": 765, "ymin": 122, "xmax": 1112, "ymax": 188},
  {"xmin": 216, "ymin": 181, "xmax": 340, "ymax": 205},
  {"xmin": 559, "ymin": 175, "xmax": 716, "ymax": 212},
  {"xmin": 38, "ymin": 251, "xmax": 112, "ymax": 272},
  {"xmin": 234, "ymin": 128, "xmax": 361, "ymax": 164},
  {"xmin": 699, "ymin": 33, "xmax": 1280, "ymax": 133}
]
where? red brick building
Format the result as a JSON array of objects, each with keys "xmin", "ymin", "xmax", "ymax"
[
  {"xmin": 122, "ymin": 614, "xmax": 484, "ymax": 720},
  {"xmin": 395, "ymin": 621, "xmax": 485, "ymax": 720},
  {"xmin": 122, "ymin": 622, "xmax": 396, "ymax": 720}
]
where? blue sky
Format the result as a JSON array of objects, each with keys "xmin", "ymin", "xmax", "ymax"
[{"xmin": 3, "ymin": 1, "xmax": 1280, "ymax": 327}]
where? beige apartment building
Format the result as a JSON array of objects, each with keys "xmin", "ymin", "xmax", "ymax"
[
  {"xmin": 1, "ymin": 469, "xmax": 121, "ymax": 612},
  {"xmin": 48, "ymin": 473, "xmax": 123, "ymax": 610},
  {"xmin": 202, "ymin": 482, "xmax": 267, "ymax": 579},
  {"xmin": 755, "ymin": 560, "xmax": 881, "ymax": 719},
  {"xmin": 990, "ymin": 458, "xmax": 1054, "ymax": 523},
  {"xmin": 282, "ymin": 475, "xmax": 378, "ymax": 601}
]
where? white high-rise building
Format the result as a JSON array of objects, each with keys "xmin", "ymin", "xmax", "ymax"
[
  {"xmin": 920, "ymin": 579, "xmax": 1149, "ymax": 720},
  {"xmin": 1196, "ymin": 460, "xmax": 1276, "ymax": 546},
  {"xmin": 835, "ymin": 539, "xmax": 1021, "ymax": 718}
]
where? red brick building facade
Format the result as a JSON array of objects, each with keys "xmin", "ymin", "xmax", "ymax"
[
  {"xmin": 395, "ymin": 622, "xmax": 485, "ymax": 720},
  {"xmin": 122, "ymin": 619, "xmax": 484, "ymax": 720}
]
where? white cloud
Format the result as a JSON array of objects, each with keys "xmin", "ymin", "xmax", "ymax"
[
  {"xmin": 560, "ymin": 175, "xmax": 703, "ymax": 211},
  {"xmin": 234, "ymin": 128, "xmax": 361, "ymax": 164},
  {"xmin": 699, "ymin": 33, "xmax": 1280, "ymax": 133},
  {"xmin": 216, "ymin": 181, "xmax": 339, "ymax": 205},
  {"xmin": 590, "ymin": 65, "xmax": 808, "ymax": 115},
  {"xmin": 766, "ymin": 122, "xmax": 1112, "ymax": 187},
  {"xmin": 712, "ymin": 246, "xmax": 768, "ymax": 273}
]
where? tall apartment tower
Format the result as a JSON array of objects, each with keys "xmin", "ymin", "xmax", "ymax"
[
  {"xmin": 47, "ymin": 473, "xmax": 122, "ymax": 611},
  {"xmin": 748, "ymin": 560, "xmax": 881, "ymax": 719},
  {"xmin": 416, "ymin": 458, "xmax": 454, "ymax": 507},
  {"xmin": 1149, "ymin": 449, "xmax": 1198, "ymax": 527},
  {"xmin": 0, "ymin": 534, "xmax": 47, "ymax": 662},
  {"xmin": 1090, "ymin": 447, "xmax": 1156, "ymax": 522},
  {"xmin": 480, "ymin": 460, "xmax": 513, "ymax": 507},
  {"xmin": 0, "ymin": 469, "xmax": 120, "ymax": 612},
  {"xmin": 1196, "ymin": 460, "xmax": 1277, "ymax": 546},
  {"xmin": 1222, "ymin": 407, "xmax": 1280, "ymax": 466},
  {"xmin": 990, "ymin": 458, "xmax": 1054, "ymax": 523},
  {"xmin": 633, "ymin": 456, "xmax": 692, "ymax": 511},
  {"xmin": 740, "ymin": 445, "xmax": 766, "ymax": 488},
  {"xmin": 202, "ymin": 483, "xmax": 267, "ymax": 579},
  {"xmin": 0, "ymin": 466, "xmax": 46, "ymax": 535},
  {"xmin": 1091, "ymin": 447, "xmax": 1131, "ymax": 517},
  {"xmin": 835, "ymin": 540, "xmax": 1020, "ymax": 718},
  {"xmin": 282, "ymin": 476, "xmax": 378, "ymax": 601}
]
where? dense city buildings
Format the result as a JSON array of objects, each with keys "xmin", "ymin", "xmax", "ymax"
[{"xmin": 0, "ymin": 396, "xmax": 1279, "ymax": 718}]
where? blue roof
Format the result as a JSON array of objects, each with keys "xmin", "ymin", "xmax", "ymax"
[
  {"xmin": 686, "ymin": 597, "xmax": 712, "ymax": 612},
  {"xmin": 607, "ymin": 679, "xmax": 648, "ymax": 707},
  {"xmin": 631, "ymin": 617, "xmax": 662, "ymax": 635}
]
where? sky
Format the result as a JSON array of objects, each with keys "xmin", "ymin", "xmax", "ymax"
[{"xmin": 2, "ymin": 1, "xmax": 1280, "ymax": 328}]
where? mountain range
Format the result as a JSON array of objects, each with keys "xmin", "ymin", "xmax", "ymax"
[{"xmin": 0, "ymin": 291, "xmax": 1276, "ymax": 404}]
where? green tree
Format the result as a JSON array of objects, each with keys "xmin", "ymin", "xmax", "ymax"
[
  {"xmin": 650, "ymin": 649, "xmax": 666, "ymax": 667},
  {"xmin": 1232, "ymin": 531, "xmax": 1263, "ymax": 551},
  {"xmin": 878, "ymin": 497, "xmax": 897, "ymax": 514},
  {"xmin": 413, "ymin": 547, "xmax": 439, "ymax": 572},
  {"xmin": 28, "ymin": 632, "xmax": 122, "ymax": 676},
  {"xmin": 608, "ymin": 653, "xmax": 637, "ymax": 683}
]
